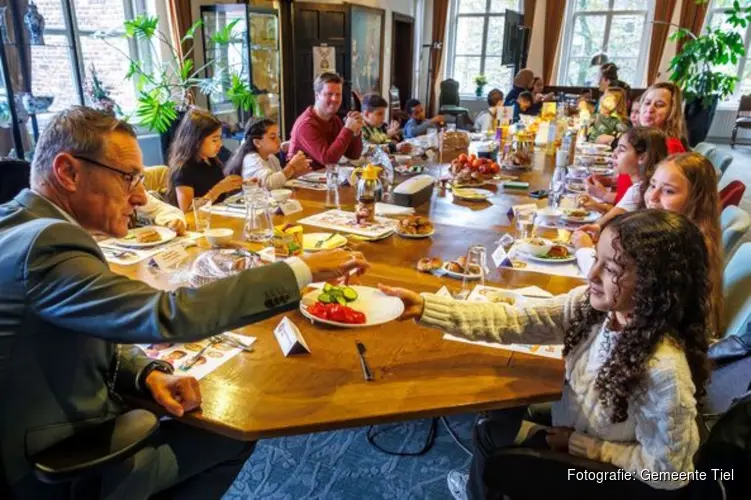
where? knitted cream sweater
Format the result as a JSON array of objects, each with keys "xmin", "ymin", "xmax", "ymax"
[{"xmin": 419, "ymin": 285, "xmax": 700, "ymax": 490}]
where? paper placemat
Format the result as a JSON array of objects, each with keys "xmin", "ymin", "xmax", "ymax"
[
  {"xmin": 98, "ymin": 232, "xmax": 202, "ymax": 266},
  {"xmin": 502, "ymin": 241, "xmax": 586, "ymax": 279},
  {"xmin": 375, "ymin": 202, "xmax": 415, "ymax": 216},
  {"xmin": 297, "ymin": 209, "xmax": 399, "ymax": 238},
  {"xmin": 137, "ymin": 332, "xmax": 256, "ymax": 380}
]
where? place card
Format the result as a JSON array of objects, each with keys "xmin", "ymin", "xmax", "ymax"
[
  {"xmin": 151, "ymin": 245, "xmax": 190, "ymax": 271},
  {"xmin": 277, "ymin": 199, "xmax": 303, "ymax": 216},
  {"xmin": 435, "ymin": 286, "xmax": 452, "ymax": 298},
  {"xmin": 274, "ymin": 316, "xmax": 310, "ymax": 356},
  {"xmin": 491, "ymin": 243, "xmax": 513, "ymax": 268},
  {"xmin": 258, "ymin": 246, "xmax": 276, "ymax": 263},
  {"xmin": 501, "ymin": 106, "xmax": 514, "ymax": 125}
]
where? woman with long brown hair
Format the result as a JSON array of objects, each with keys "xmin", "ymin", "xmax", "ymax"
[
  {"xmin": 166, "ymin": 108, "xmax": 242, "ymax": 212},
  {"xmin": 381, "ymin": 210, "xmax": 711, "ymax": 499}
]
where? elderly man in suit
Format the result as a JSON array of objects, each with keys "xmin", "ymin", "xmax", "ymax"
[{"xmin": 0, "ymin": 106, "xmax": 369, "ymax": 499}]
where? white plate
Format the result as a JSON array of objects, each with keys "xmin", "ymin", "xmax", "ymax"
[
  {"xmin": 517, "ymin": 240, "xmax": 576, "ymax": 263},
  {"xmin": 453, "ymin": 188, "xmax": 493, "ymax": 201},
  {"xmin": 560, "ymin": 209, "xmax": 599, "ymax": 223},
  {"xmin": 300, "ymin": 285, "xmax": 404, "ymax": 328},
  {"xmin": 566, "ymin": 183, "xmax": 587, "ymax": 194},
  {"xmin": 224, "ymin": 193, "xmax": 277, "ymax": 210},
  {"xmin": 114, "ymin": 226, "xmax": 176, "ymax": 248},
  {"xmin": 396, "ymin": 229, "xmax": 435, "ymax": 239},
  {"xmin": 303, "ymin": 233, "xmax": 348, "ymax": 251},
  {"xmin": 299, "ymin": 172, "xmax": 328, "ymax": 184},
  {"xmin": 442, "ymin": 261, "xmax": 483, "ymax": 280}
]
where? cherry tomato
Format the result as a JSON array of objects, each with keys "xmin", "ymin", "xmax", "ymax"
[{"xmin": 458, "ymin": 153, "xmax": 468, "ymax": 163}]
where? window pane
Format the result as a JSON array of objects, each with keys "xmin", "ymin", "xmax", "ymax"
[
  {"xmin": 80, "ymin": 35, "xmax": 137, "ymax": 114},
  {"xmin": 712, "ymin": 0, "xmax": 736, "ymax": 8},
  {"xmin": 453, "ymin": 56, "xmax": 482, "ymax": 93},
  {"xmin": 458, "ymin": 0, "xmax": 488, "ymax": 14},
  {"xmin": 489, "ymin": 0, "xmax": 520, "ymax": 13},
  {"xmin": 33, "ymin": 0, "xmax": 66, "ymax": 30},
  {"xmin": 30, "ymin": 34, "xmax": 80, "ymax": 133},
  {"xmin": 455, "ymin": 16, "xmax": 484, "ymax": 55},
  {"xmin": 613, "ymin": 0, "xmax": 648, "ymax": 10},
  {"xmin": 564, "ymin": 58, "xmax": 597, "ymax": 86},
  {"xmin": 573, "ymin": 0, "xmax": 610, "ymax": 12},
  {"xmin": 570, "ymin": 15, "xmax": 606, "ymax": 57},
  {"xmin": 607, "ymin": 14, "xmax": 645, "ymax": 58},
  {"xmin": 73, "ymin": 0, "xmax": 127, "ymax": 31},
  {"xmin": 609, "ymin": 58, "xmax": 637, "ymax": 86},
  {"xmin": 486, "ymin": 16, "xmax": 505, "ymax": 56},
  {"xmin": 484, "ymin": 57, "xmax": 513, "ymax": 91}
]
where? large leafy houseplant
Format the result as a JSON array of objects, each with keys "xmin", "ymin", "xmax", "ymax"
[
  {"xmin": 668, "ymin": 0, "xmax": 751, "ymax": 108},
  {"xmin": 96, "ymin": 15, "xmax": 256, "ymax": 133}
]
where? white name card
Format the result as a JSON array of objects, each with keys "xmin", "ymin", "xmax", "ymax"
[
  {"xmin": 492, "ymin": 243, "xmax": 513, "ymax": 268},
  {"xmin": 151, "ymin": 245, "xmax": 190, "ymax": 270},
  {"xmin": 278, "ymin": 199, "xmax": 303, "ymax": 216},
  {"xmin": 435, "ymin": 286, "xmax": 453, "ymax": 298},
  {"xmin": 274, "ymin": 316, "xmax": 310, "ymax": 356}
]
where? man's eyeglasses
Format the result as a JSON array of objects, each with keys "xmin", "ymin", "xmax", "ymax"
[{"xmin": 72, "ymin": 155, "xmax": 145, "ymax": 192}]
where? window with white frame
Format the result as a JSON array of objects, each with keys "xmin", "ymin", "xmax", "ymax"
[
  {"xmin": 558, "ymin": 0, "xmax": 653, "ymax": 87},
  {"xmin": 704, "ymin": 0, "xmax": 751, "ymax": 100},
  {"xmin": 29, "ymin": 0, "xmax": 156, "ymax": 128},
  {"xmin": 448, "ymin": 0, "xmax": 523, "ymax": 96}
]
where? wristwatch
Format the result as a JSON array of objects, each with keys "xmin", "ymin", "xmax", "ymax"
[{"xmin": 138, "ymin": 360, "xmax": 174, "ymax": 392}]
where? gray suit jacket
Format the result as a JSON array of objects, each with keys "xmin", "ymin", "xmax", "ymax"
[{"xmin": 0, "ymin": 189, "xmax": 301, "ymax": 491}]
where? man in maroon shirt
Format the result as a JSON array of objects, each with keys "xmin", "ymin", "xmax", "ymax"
[{"xmin": 289, "ymin": 72, "xmax": 364, "ymax": 169}]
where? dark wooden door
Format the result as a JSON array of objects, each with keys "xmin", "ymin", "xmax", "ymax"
[
  {"xmin": 391, "ymin": 13, "xmax": 414, "ymax": 111},
  {"xmin": 286, "ymin": 2, "xmax": 350, "ymax": 135}
]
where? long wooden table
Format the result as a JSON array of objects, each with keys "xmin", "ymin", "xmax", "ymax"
[{"xmin": 116, "ymin": 155, "xmax": 584, "ymax": 442}]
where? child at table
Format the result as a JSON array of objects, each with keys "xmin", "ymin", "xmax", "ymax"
[
  {"xmin": 224, "ymin": 118, "xmax": 312, "ymax": 190},
  {"xmin": 588, "ymin": 87, "xmax": 629, "ymax": 145},
  {"xmin": 381, "ymin": 209, "xmax": 711, "ymax": 498},
  {"xmin": 360, "ymin": 93, "xmax": 412, "ymax": 153},
  {"xmin": 578, "ymin": 126, "xmax": 668, "ymax": 219},
  {"xmin": 574, "ymin": 152, "xmax": 722, "ymax": 337},
  {"xmin": 629, "ymin": 95, "xmax": 641, "ymax": 127},
  {"xmin": 403, "ymin": 99, "xmax": 444, "ymax": 138},
  {"xmin": 474, "ymin": 88, "xmax": 504, "ymax": 132},
  {"xmin": 166, "ymin": 108, "xmax": 243, "ymax": 212}
]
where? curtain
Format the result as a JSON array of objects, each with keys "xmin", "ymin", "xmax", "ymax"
[
  {"xmin": 427, "ymin": 0, "xmax": 449, "ymax": 116},
  {"xmin": 523, "ymin": 0, "xmax": 536, "ymax": 29},
  {"xmin": 1, "ymin": 0, "xmax": 33, "ymax": 156},
  {"xmin": 542, "ymin": 0, "xmax": 566, "ymax": 85},
  {"xmin": 647, "ymin": 0, "xmax": 677, "ymax": 84},
  {"xmin": 677, "ymin": 0, "xmax": 709, "ymax": 54},
  {"xmin": 167, "ymin": 0, "xmax": 194, "ymax": 61}
]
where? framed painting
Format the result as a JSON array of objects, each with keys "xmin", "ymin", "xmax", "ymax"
[{"xmin": 350, "ymin": 5, "xmax": 384, "ymax": 96}]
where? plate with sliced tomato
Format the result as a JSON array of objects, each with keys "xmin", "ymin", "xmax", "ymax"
[{"xmin": 300, "ymin": 284, "xmax": 404, "ymax": 328}]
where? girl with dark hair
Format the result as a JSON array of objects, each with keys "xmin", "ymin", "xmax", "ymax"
[
  {"xmin": 224, "ymin": 118, "xmax": 311, "ymax": 189},
  {"xmin": 381, "ymin": 209, "xmax": 711, "ymax": 498},
  {"xmin": 579, "ymin": 127, "xmax": 668, "ymax": 219},
  {"xmin": 166, "ymin": 108, "xmax": 243, "ymax": 212}
]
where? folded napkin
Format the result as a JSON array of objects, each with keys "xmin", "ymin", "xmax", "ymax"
[{"xmin": 375, "ymin": 202, "xmax": 415, "ymax": 216}]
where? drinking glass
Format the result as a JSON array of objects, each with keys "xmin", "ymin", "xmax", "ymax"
[
  {"xmin": 243, "ymin": 190, "xmax": 274, "ymax": 243},
  {"xmin": 446, "ymin": 123, "xmax": 457, "ymax": 132},
  {"xmin": 456, "ymin": 245, "xmax": 489, "ymax": 300},
  {"xmin": 192, "ymin": 197, "xmax": 212, "ymax": 232},
  {"xmin": 516, "ymin": 208, "xmax": 536, "ymax": 240},
  {"xmin": 325, "ymin": 164, "xmax": 340, "ymax": 209}
]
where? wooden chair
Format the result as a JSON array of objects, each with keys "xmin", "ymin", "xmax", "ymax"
[
  {"xmin": 730, "ymin": 95, "xmax": 751, "ymax": 148},
  {"xmin": 0, "ymin": 159, "xmax": 30, "ymax": 204},
  {"xmin": 143, "ymin": 165, "xmax": 169, "ymax": 196}
]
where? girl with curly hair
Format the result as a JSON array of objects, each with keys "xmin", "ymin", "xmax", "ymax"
[
  {"xmin": 575, "ymin": 152, "xmax": 722, "ymax": 337},
  {"xmin": 381, "ymin": 210, "xmax": 711, "ymax": 499}
]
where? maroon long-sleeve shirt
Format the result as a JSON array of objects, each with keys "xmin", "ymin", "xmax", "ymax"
[{"xmin": 288, "ymin": 106, "xmax": 363, "ymax": 170}]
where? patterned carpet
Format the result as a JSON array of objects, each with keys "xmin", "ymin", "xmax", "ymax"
[{"xmin": 224, "ymin": 414, "xmax": 475, "ymax": 500}]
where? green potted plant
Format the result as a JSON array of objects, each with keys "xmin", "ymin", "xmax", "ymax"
[
  {"xmin": 96, "ymin": 15, "xmax": 256, "ymax": 153},
  {"xmin": 474, "ymin": 74, "xmax": 488, "ymax": 97},
  {"xmin": 668, "ymin": 0, "xmax": 751, "ymax": 145}
]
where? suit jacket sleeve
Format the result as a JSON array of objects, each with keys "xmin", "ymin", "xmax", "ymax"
[{"xmin": 24, "ymin": 222, "xmax": 301, "ymax": 344}]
